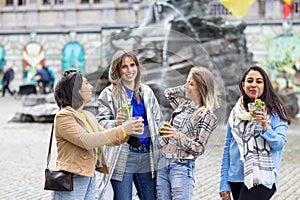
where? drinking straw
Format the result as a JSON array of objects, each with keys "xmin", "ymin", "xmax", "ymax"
[{"xmin": 254, "ymin": 89, "xmax": 258, "ymax": 102}]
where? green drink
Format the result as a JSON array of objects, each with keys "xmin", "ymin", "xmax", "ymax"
[
  {"xmin": 159, "ymin": 121, "xmax": 170, "ymax": 136},
  {"xmin": 121, "ymin": 104, "xmax": 132, "ymax": 120},
  {"xmin": 249, "ymin": 99, "xmax": 265, "ymax": 117}
]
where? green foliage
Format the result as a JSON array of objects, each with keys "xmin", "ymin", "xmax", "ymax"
[{"xmin": 275, "ymin": 52, "xmax": 294, "ymax": 73}]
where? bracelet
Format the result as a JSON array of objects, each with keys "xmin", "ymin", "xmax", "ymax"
[{"xmin": 121, "ymin": 127, "xmax": 127, "ymax": 138}]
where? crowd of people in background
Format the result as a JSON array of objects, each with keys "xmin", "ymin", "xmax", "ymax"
[{"xmin": 1, "ymin": 64, "xmax": 55, "ymax": 96}]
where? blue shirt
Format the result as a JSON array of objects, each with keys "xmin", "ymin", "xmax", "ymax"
[
  {"xmin": 125, "ymin": 87, "xmax": 150, "ymax": 149},
  {"xmin": 219, "ymin": 113, "xmax": 288, "ymax": 192}
]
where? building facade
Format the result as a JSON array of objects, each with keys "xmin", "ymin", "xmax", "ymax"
[{"xmin": 1, "ymin": 0, "xmax": 300, "ymax": 88}]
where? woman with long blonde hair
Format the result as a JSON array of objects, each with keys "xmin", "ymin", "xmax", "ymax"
[{"xmin": 156, "ymin": 66, "xmax": 219, "ymax": 200}]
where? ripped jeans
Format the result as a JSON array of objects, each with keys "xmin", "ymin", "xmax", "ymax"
[{"xmin": 156, "ymin": 157, "xmax": 195, "ymax": 200}]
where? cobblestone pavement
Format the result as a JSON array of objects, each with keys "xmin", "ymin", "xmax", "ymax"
[{"xmin": 0, "ymin": 95, "xmax": 299, "ymax": 200}]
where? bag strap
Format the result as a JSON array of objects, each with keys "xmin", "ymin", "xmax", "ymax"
[{"xmin": 46, "ymin": 124, "xmax": 54, "ymax": 169}]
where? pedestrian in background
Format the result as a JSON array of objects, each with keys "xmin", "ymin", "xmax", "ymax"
[
  {"xmin": 219, "ymin": 66, "xmax": 291, "ymax": 200},
  {"xmin": 52, "ymin": 69, "xmax": 144, "ymax": 199},
  {"xmin": 2, "ymin": 65, "xmax": 15, "ymax": 97},
  {"xmin": 97, "ymin": 50, "xmax": 162, "ymax": 200},
  {"xmin": 45, "ymin": 65, "xmax": 55, "ymax": 92},
  {"xmin": 34, "ymin": 64, "xmax": 50, "ymax": 94},
  {"xmin": 156, "ymin": 66, "xmax": 219, "ymax": 200}
]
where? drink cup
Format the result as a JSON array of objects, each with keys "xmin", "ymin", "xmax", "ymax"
[
  {"xmin": 131, "ymin": 116, "xmax": 144, "ymax": 135},
  {"xmin": 121, "ymin": 104, "xmax": 132, "ymax": 120},
  {"xmin": 158, "ymin": 121, "xmax": 170, "ymax": 136},
  {"xmin": 248, "ymin": 101, "xmax": 265, "ymax": 131}
]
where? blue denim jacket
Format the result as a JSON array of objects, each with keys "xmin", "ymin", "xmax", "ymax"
[{"xmin": 219, "ymin": 112, "xmax": 288, "ymax": 192}]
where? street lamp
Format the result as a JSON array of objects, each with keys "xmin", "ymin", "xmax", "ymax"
[{"xmin": 131, "ymin": 0, "xmax": 141, "ymax": 25}]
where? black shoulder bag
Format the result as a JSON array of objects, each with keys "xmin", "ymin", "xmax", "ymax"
[{"xmin": 44, "ymin": 125, "xmax": 73, "ymax": 191}]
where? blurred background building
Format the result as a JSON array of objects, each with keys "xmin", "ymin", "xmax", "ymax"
[{"xmin": 0, "ymin": 0, "xmax": 300, "ymax": 92}]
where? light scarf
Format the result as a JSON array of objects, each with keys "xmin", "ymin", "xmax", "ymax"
[{"xmin": 228, "ymin": 97, "xmax": 275, "ymax": 189}]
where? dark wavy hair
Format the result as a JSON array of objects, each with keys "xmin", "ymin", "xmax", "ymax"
[
  {"xmin": 239, "ymin": 66, "xmax": 291, "ymax": 124},
  {"xmin": 54, "ymin": 70, "xmax": 84, "ymax": 109}
]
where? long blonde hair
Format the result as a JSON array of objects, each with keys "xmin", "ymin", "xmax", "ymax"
[
  {"xmin": 108, "ymin": 49, "xmax": 142, "ymax": 104},
  {"xmin": 190, "ymin": 66, "xmax": 219, "ymax": 111}
]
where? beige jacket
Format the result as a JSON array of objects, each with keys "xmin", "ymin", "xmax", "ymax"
[{"xmin": 54, "ymin": 106, "xmax": 128, "ymax": 177}]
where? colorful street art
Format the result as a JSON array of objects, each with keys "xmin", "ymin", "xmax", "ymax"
[
  {"xmin": 22, "ymin": 42, "xmax": 45, "ymax": 84},
  {"xmin": 62, "ymin": 42, "xmax": 85, "ymax": 74},
  {"xmin": 268, "ymin": 34, "xmax": 300, "ymax": 88},
  {"xmin": 0, "ymin": 45, "xmax": 5, "ymax": 87}
]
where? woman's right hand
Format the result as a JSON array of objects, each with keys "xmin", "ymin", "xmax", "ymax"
[
  {"xmin": 115, "ymin": 108, "xmax": 126, "ymax": 126},
  {"xmin": 219, "ymin": 191, "xmax": 231, "ymax": 200},
  {"xmin": 122, "ymin": 118, "xmax": 144, "ymax": 136}
]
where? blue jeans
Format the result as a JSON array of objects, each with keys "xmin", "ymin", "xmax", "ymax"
[
  {"xmin": 156, "ymin": 157, "xmax": 195, "ymax": 200},
  {"xmin": 51, "ymin": 173, "xmax": 98, "ymax": 200},
  {"xmin": 111, "ymin": 145, "xmax": 156, "ymax": 200}
]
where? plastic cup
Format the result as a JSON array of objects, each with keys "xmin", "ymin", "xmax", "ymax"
[
  {"xmin": 131, "ymin": 116, "xmax": 144, "ymax": 134},
  {"xmin": 248, "ymin": 102, "xmax": 265, "ymax": 131},
  {"xmin": 158, "ymin": 121, "xmax": 170, "ymax": 136},
  {"xmin": 121, "ymin": 104, "xmax": 132, "ymax": 120}
]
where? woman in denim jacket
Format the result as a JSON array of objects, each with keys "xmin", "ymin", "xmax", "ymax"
[
  {"xmin": 219, "ymin": 66, "xmax": 291, "ymax": 200},
  {"xmin": 96, "ymin": 50, "xmax": 162, "ymax": 200},
  {"xmin": 156, "ymin": 66, "xmax": 218, "ymax": 200}
]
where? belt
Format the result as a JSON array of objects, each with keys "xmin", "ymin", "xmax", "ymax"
[
  {"xmin": 162, "ymin": 152, "xmax": 178, "ymax": 159},
  {"xmin": 129, "ymin": 144, "xmax": 149, "ymax": 153},
  {"xmin": 162, "ymin": 152, "xmax": 194, "ymax": 160}
]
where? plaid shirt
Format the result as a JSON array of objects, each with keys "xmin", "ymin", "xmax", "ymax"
[{"xmin": 161, "ymin": 85, "xmax": 217, "ymax": 160}]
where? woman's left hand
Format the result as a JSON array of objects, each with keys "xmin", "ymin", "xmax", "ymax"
[
  {"xmin": 160, "ymin": 123, "xmax": 180, "ymax": 140},
  {"xmin": 254, "ymin": 105, "xmax": 268, "ymax": 132}
]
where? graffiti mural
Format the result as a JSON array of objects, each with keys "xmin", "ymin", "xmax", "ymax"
[
  {"xmin": 23, "ymin": 42, "xmax": 45, "ymax": 84},
  {"xmin": 62, "ymin": 42, "xmax": 85, "ymax": 74},
  {"xmin": 0, "ymin": 45, "xmax": 6, "ymax": 87},
  {"xmin": 268, "ymin": 35, "xmax": 300, "ymax": 88}
]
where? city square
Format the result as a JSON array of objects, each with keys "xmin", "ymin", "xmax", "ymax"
[
  {"xmin": 1, "ymin": 1, "xmax": 300, "ymax": 200},
  {"xmin": 0, "ymin": 94, "xmax": 299, "ymax": 199}
]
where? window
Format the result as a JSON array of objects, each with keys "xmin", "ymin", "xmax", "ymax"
[
  {"xmin": 55, "ymin": 0, "xmax": 64, "ymax": 4},
  {"xmin": 294, "ymin": 2, "xmax": 299, "ymax": 14},
  {"xmin": 18, "ymin": 0, "xmax": 26, "ymax": 6},
  {"xmin": 81, "ymin": 0, "xmax": 89, "ymax": 3},
  {"xmin": 6, "ymin": 0, "xmax": 14, "ymax": 5},
  {"xmin": 43, "ymin": 0, "xmax": 51, "ymax": 4},
  {"xmin": 94, "ymin": 0, "xmax": 101, "ymax": 3}
]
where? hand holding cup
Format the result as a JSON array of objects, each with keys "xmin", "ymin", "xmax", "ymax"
[
  {"xmin": 122, "ymin": 116, "xmax": 144, "ymax": 136},
  {"xmin": 159, "ymin": 122, "xmax": 179, "ymax": 140},
  {"xmin": 115, "ymin": 108, "xmax": 126, "ymax": 126}
]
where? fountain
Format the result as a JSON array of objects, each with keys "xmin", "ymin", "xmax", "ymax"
[
  {"xmin": 91, "ymin": 0, "xmax": 298, "ymax": 118},
  {"xmin": 91, "ymin": 0, "xmax": 253, "ymax": 121}
]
